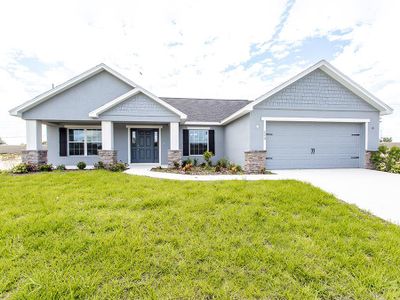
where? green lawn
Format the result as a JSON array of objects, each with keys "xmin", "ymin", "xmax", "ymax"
[{"xmin": 1, "ymin": 171, "xmax": 400, "ymax": 299}]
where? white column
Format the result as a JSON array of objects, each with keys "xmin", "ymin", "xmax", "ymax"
[
  {"xmin": 170, "ymin": 122, "xmax": 179, "ymax": 150},
  {"xmin": 26, "ymin": 120, "xmax": 42, "ymax": 150},
  {"xmin": 101, "ymin": 121, "xmax": 114, "ymax": 150}
]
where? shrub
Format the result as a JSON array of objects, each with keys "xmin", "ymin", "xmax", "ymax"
[
  {"xmin": 39, "ymin": 164, "xmax": 53, "ymax": 172},
  {"xmin": 182, "ymin": 163, "xmax": 193, "ymax": 173},
  {"xmin": 11, "ymin": 163, "xmax": 28, "ymax": 174},
  {"xmin": 371, "ymin": 146, "xmax": 400, "ymax": 173},
  {"xmin": 94, "ymin": 161, "xmax": 106, "ymax": 170},
  {"xmin": 182, "ymin": 158, "xmax": 193, "ymax": 167},
  {"xmin": 203, "ymin": 151, "xmax": 214, "ymax": 166},
  {"xmin": 216, "ymin": 158, "xmax": 229, "ymax": 168},
  {"xmin": 77, "ymin": 161, "xmax": 86, "ymax": 170},
  {"xmin": 229, "ymin": 163, "xmax": 242, "ymax": 174},
  {"xmin": 193, "ymin": 158, "xmax": 198, "ymax": 166},
  {"xmin": 173, "ymin": 161, "xmax": 180, "ymax": 169},
  {"xmin": 56, "ymin": 164, "xmax": 66, "ymax": 171},
  {"xmin": 11, "ymin": 163, "xmax": 39, "ymax": 174},
  {"xmin": 107, "ymin": 162, "xmax": 128, "ymax": 172}
]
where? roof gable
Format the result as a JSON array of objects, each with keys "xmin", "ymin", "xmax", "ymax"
[
  {"xmin": 255, "ymin": 69, "xmax": 377, "ymax": 112},
  {"xmin": 89, "ymin": 89, "xmax": 186, "ymax": 119},
  {"xmin": 221, "ymin": 60, "xmax": 393, "ymax": 124}
]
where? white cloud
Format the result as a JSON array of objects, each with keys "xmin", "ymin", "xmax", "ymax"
[
  {"xmin": 0, "ymin": 0, "xmax": 399, "ymax": 143},
  {"xmin": 277, "ymin": 0, "xmax": 400, "ymax": 140}
]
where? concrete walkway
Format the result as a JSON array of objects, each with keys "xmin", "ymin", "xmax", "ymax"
[{"xmin": 125, "ymin": 167, "xmax": 400, "ymax": 224}]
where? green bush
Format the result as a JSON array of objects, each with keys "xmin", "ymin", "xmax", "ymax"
[
  {"xmin": 203, "ymin": 151, "xmax": 214, "ymax": 166},
  {"xmin": 182, "ymin": 158, "xmax": 193, "ymax": 167},
  {"xmin": 77, "ymin": 161, "xmax": 86, "ymax": 170},
  {"xmin": 193, "ymin": 158, "xmax": 198, "ymax": 166},
  {"xmin": 11, "ymin": 163, "xmax": 39, "ymax": 174},
  {"xmin": 371, "ymin": 146, "xmax": 400, "ymax": 173},
  {"xmin": 56, "ymin": 164, "xmax": 66, "ymax": 171},
  {"xmin": 107, "ymin": 162, "xmax": 128, "ymax": 172},
  {"xmin": 39, "ymin": 164, "xmax": 53, "ymax": 172},
  {"xmin": 216, "ymin": 158, "xmax": 229, "ymax": 168},
  {"xmin": 94, "ymin": 161, "xmax": 106, "ymax": 169},
  {"xmin": 11, "ymin": 163, "xmax": 28, "ymax": 174}
]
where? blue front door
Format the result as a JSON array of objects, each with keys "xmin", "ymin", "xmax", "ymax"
[{"xmin": 130, "ymin": 128, "xmax": 159, "ymax": 163}]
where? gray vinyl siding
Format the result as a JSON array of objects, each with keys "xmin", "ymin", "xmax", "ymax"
[
  {"xmin": 100, "ymin": 93, "xmax": 180, "ymax": 123},
  {"xmin": 47, "ymin": 123, "xmax": 171, "ymax": 166},
  {"xmin": 258, "ymin": 69, "xmax": 376, "ymax": 112},
  {"xmin": 47, "ymin": 125, "xmax": 101, "ymax": 166},
  {"xmin": 224, "ymin": 114, "xmax": 250, "ymax": 166},
  {"xmin": 180, "ymin": 126, "xmax": 225, "ymax": 164},
  {"xmin": 23, "ymin": 71, "xmax": 132, "ymax": 121},
  {"xmin": 251, "ymin": 69, "xmax": 381, "ymax": 151}
]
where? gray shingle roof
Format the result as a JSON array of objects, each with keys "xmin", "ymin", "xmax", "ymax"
[{"xmin": 161, "ymin": 97, "xmax": 250, "ymax": 122}]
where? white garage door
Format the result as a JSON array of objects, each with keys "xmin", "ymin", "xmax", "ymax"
[{"xmin": 265, "ymin": 122, "xmax": 363, "ymax": 169}]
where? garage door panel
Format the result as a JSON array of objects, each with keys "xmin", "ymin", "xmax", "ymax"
[{"xmin": 265, "ymin": 122, "xmax": 362, "ymax": 169}]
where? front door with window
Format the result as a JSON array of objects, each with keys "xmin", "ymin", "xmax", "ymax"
[{"xmin": 130, "ymin": 128, "xmax": 159, "ymax": 163}]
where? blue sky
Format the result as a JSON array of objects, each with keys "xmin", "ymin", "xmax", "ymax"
[{"xmin": 0, "ymin": 0, "xmax": 399, "ymax": 143}]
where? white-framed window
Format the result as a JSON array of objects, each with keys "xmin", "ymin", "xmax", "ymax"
[
  {"xmin": 189, "ymin": 129, "xmax": 208, "ymax": 156},
  {"xmin": 68, "ymin": 128, "xmax": 102, "ymax": 156}
]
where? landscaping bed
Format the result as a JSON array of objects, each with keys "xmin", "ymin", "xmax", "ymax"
[{"xmin": 153, "ymin": 151, "xmax": 270, "ymax": 175}]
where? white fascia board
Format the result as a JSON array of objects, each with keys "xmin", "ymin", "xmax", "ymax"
[
  {"xmin": 89, "ymin": 89, "xmax": 141, "ymax": 118},
  {"xmin": 184, "ymin": 121, "xmax": 221, "ymax": 125},
  {"xmin": 318, "ymin": 63, "xmax": 394, "ymax": 115},
  {"xmin": 89, "ymin": 88, "xmax": 187, "ymax": 119},
  {"xmin": 137, "ymin": 89, "xmax": 187, "ymax": 119},
  {"xmin": 9, "ymin": 64, "xmax": 107, "ymax": 117},
  {"xmin": 221, "ymin": 59, "xmax": 393, "ymax": 124},
  {"xmin": 261, "ymin": 117, "xmax": 371, "ymax": 123},
  {"xmin": 220, "ymin": 108, "xmax": 252, "ymax": 125}
]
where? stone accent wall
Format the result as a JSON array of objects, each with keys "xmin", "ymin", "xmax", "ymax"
[
  {"xmin": 22, "ymin": 150, "xmax": 48, "ymax": 165},
  {"xmin": 365, "ymin": 151, "xmax": 375, "ymax": 169},
  {"xmin": 98, "ymin": 150, "xmax": 118, "ymax": 165},
  {"xmin": 168, "ymin": 150, "xmax": 182, "ymax": 168},
  {"xmin": 244, "ymin": 150, "xmax": 267, "ymax": 174}
]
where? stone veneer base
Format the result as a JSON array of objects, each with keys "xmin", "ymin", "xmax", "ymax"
[
  {"xmin": 244, "ymin": 150, "xmax": 267, "ymax": 174},
  {"xmin": 98, "ymin": 150, "xmax": 118, "ymax": 165},
  {"xmin": 365, "ymin": 150, "xmax": 375, "ymax": 169},
  {"xmin": 168, "ymin": 150, "xmax": 182, "ymax": 168},
  {"xmin": 21, "ymin": 150, "xmax": 48, "ymax": 165}
]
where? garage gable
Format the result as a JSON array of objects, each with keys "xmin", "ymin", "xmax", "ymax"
[{"xmin": 255, "ymin": 69, "xmax": 377, "ymax": 112}]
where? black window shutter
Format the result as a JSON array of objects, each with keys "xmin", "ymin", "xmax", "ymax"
[
  {"xmin": 59, "ymin": 128, "xmax": 67, "ymax": 156},
  {"xmin": 208, "ymin": 130, "xmax": 215, "ymax": 155},
  {"xmin": 183, "ymin": 129, "xmax": 189, "ymax": 156}
]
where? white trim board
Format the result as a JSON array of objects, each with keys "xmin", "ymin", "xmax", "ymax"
[
  {"xmin": 262, "ymin": 117, "xmax": 370, "ymax": 151},
  {"xmin": 261, "ymin": 117, "xmax": 370, "ymax": 123},
  {"xmin": 9, "ymin": 63, "xmax": 187, "ymax": 120},
  {"xmin": 126, "ymin": 125, "xmax": 163, "ymax": 129},
  {"xmin": 221, "ymin": 60, "xmax": 393, "ymax": 125},
  {"xmin": 89, "ymin": 89, "xmax": 187, "ymax": 119},
  {"xmin": 127, "ymin": 127, "xmax": 162, "ymax": 165}
]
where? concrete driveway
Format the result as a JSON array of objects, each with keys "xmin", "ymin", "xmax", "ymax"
[{"xmin": 275, "ymin": 169, "xmax": 400, "ymax": 224}]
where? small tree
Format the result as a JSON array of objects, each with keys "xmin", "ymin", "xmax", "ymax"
[
  {"xmin": 0, "ymin": 137, "xmax": 5, "ymax": 145},
  {"xmin": 203, "ymin": 151, "xmax": 214, "ymax": 166},
  {"xmin": 380, "ymin": 137, "xmax": 393, "ymax": 143}
]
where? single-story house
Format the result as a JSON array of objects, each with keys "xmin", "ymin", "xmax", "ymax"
[{"xmin": 9, "ymin": 60, "xmax": 393, "ymax": 171}]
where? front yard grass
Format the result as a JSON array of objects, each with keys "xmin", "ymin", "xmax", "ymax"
[{"xmin": 1, "ymin": 171, "xmax": 400, "ymax": 299}]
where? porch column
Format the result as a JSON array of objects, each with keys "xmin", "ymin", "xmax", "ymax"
[
  {"xmin": 99, "ymin": 121, "xmax": 117, "ymax": 165},
  {"xmin": 22, "ymin": 120, "xmax": 47, "ymax": 165},
  {"xmin": 168, "ymin": 122, "xmax": 182, "ymax": 167}
]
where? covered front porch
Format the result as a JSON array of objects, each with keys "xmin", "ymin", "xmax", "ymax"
[{"xmin": 23, "ymin": 120, "xmax": 182, "ymax": 167}]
